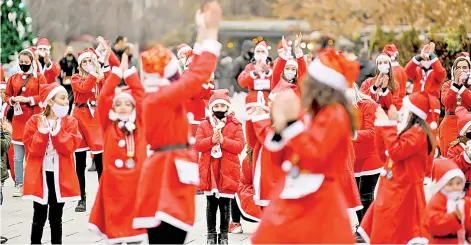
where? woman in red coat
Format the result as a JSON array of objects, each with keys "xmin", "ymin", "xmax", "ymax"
[
  {"xmin": 360, "ymin": 53, "xmax": 402, "ymax": 111},
  {"xmin": 252, "ymin": 48, "xmax": 358, "ymax": 244},
  {"xmin": 132, "ymin": 4, "xmax": 222, "ymax": 243},
  {"xmin": 23, "ymin": 82, "xmax": 81, "ymax": 244},
  {"xmin": 5, "ymin": 47, "xmax": 47, "ymax": 197},
  {"xmin": 195, "ymin": 89, "xmax": 245, "ymax": 244},
  {"xmin": 71, "ymin": 47, "xmax": 111, "ymax": 212},
  {"xmin": 439, "ymin": 55, "xmax": 471, "ymax": 157},
  {"xmin": 88, "ymin": 56, "xmax": 148, "ymax": 244},
  {"xmin": 382, "ymin": 44, "xmax": 407, "ymax": 99},
  {"xmin": 359, "ymin": 92, "xmax": 437, "ymax": 244},
  {"xmin": 426, "ymin": 158, "xmax": 471, "ymax": 244}
]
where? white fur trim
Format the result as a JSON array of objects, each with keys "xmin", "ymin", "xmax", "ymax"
[
  {"xmin": 458, "ymin": 85, "xmax": 467, "ymax": 95},
  {"xmin": 264, "ymin": 131, "xmax": 287, "ymax": 152},
  {"xmin": 201, "ymin": 40, "xmax": 222, "ymax": 57},
  {"xmin": 192, "ymin": 42, "xmax": 202, "ymax": 55},
  {"xmin": 251, "ymin": 113, "xmax": 270, "ymax": 122},
  {"xmin": 268, "ymin": 92, "xmax": 276, "ymax": 101},
  {"xmin": 202, "ymin": 83, "xmax": 209, "ymax": 89},
  {"xmin": 124, "ymin": 66, "xmax": 137, "ymax": 79},
  {"xmin": 431, "ymin": 168, "xmax": 465, "ymax": 194},
  {"xmin": 265, "ymin": 69, "xmax": 273, "ymax": 78},
  {"xmin": 78, "ymin": 51, "xmax": 97, "ymax": 65},
  {"xmin": 369, "ymin": 85, "xmax": 378, "ymax": 94},
  {"xmin": 348, "ymin": 205, "xmax": 364, "ymax": 212},
  {"xmin": 207, "ymin": 83, "xmax": 214, "ymax": 89},
  {"xmin": 451, "ymin": 85, "xmax": 460, "ymax": 93},
  {"xmin": 403, "ymin": 96, "xmax": 427, "ymax": 120},
  {"xmin": 155, "ymin": 211, "xmax": 193, "ymax": 232},
  {"xmin": 464, "ymin": 152, "xmax": 471, "ymax": 164},
  {"xmin": 430, "ymin": 57, "xmax": 439, "ymax": 65},
  {"xmin": 38, "ymin": 127, "xmax": 49, "ymax": 134},
  {"xmin": 281, "ymin": 120, "xmax": 304, "ymax": 140},
  {"xmin": 29, "ymin": 97, "xmax": 35, "ymax": 106},
  {"xmin": 255, "ymin": 45, "xmax": 268, "ymax": 56},
  {"xmin": 255, "ymin": 199, "xmax": 270, "ymax": 206},
  {"xmin": 142, "ymin": 73, "xmax": 171, "ymax": 87},
  {"xmin": 376, "ymin": 54, "xmax": 391, "ymax": 63},
  {"xmin": 357, "ymin": 226, "xmax": 371, "ymax": 244},
  {"xmin": 187, "ymin": 112, "xmax": 194, "ymax": 121},
  {"xmin": 209, "ymin": 99, "xmax": 231, "ymax": 109},
  {"xmin": 40, "ymin": 86, "xmax": 67, "ymax": 108},
  {"xmin": 113, "ymin": 92, "xmax": 136, "ymax": 107},
  {"xmin": 88, "ymin": 223, "xmax": 148, "ymax": 244},
  {"xmin": 412, "ymin": 57, "xmax": 421, "ymax": 66},
  {"xmin": 234, "ymin": 193, "xmax": 261, "ymax": 222},
  {"xmin": 407, "ymin": 237, "xmax": 429, "ymax": 245},
  {"xmin": 308, "ymin": 58, "xmax": 347, "ymax": 91},
  {"xmin": 75, "ymin": 147, "xmax": 90, "ymax": 152},
  {"xmin": 294, "ymin": 49, "xmax": 303, "ymax": 59},
  {"xmin": 50, "ymin": 120, "xmax": 61, "ymax": 136},
  {"xmin": 459, "ymin": 121, "xmax": 471, "ymax": 136},
  {"xmin": 0, "ymin": 84, "xmax": 6, "ymax": 89},
  {"xmin": 111, "ymin": 66, "xmax": 123, "ymax": 78},
  {"xmin": 391, "ymin": 61, "xmax": 400, "ymax": 67},
  {"xmin": 374, "ymin": 119, "xmax": 397, "ymax": 127},
  {"xmin": 177, "ymin": 46, "xmax": 192, "ymax": 58},
  {"xmin": 285, "ymin": 59, "xmax": 298, "ymax": 69},
  {"xmin": 250, "ymin": 71, "xmax": 257, "ymax": 79},
  {"xmin": 11, "ymin": 140, "xmax": 24, "ymax": 145},
  {"xmin": 352, "ymin": 131, "xmax": 358, "ymax": 140},
  {"xmin": 102, "ymin": 65, "xmax": 111, "ymax": 73},
  {"xmin": 354, "ymin": 167, "xmax": 383, "ymax": 177}
]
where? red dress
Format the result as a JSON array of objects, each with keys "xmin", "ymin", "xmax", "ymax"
[
  {"xmin": 88, "ymin": 67, "xmax": 147, "ymax": 243},
  {"xmin": 22, "ymin": 115, "xmax": 81, "ymax": 204},
  {"xmin": 132, "ymin": 42, "xmax": 219, "ymax": 232},
  {"xmin": 360, "ymin": 77, "xmax": 402, "ymax": 110},
  {"xmin": 235, "ymin": 158, "xmax": 262, "ymax": 222},
  {"xmin": 447, "ymin": 143, "xmax": 471, "ymax": 197},
  {"xmin": 405, "ymin": 57, "xmax": 446, "ymax": 98},
  {"xmin": 360, "ymin": 124, "xmax": 429, "ymax": 244},
  {"xmin": 195, "ymin": 115, "xmax": 245, "ymax": 198},
  {"xmin": 252, "ymin": 105, "xmax": 355, "ymax": 244},
  {"xmin": 5, "ymin": 73, "xmax": 47, "ymax": 145}
]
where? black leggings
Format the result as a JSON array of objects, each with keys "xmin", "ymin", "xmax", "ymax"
[
  {"xmin": 31, "ymin": 171, "xmax": 65, "ymax": 244},
  {"xmin": 230, "ymin": 198, "xmax": 241, "ymax": 223},
  {"xmin": 355, "ymin": 174, "xmax": 380, "ymax": 223},
  {"xmin": 74, "ymin": 152, "xmax": 103, "ymax": 197},
  {"xmin": 147, "ymin": 222, "xmax": 187, "ymax": 244},
  {"xmin": 206, "ymin": 196, "xmax": 231, "ymax": 234}
]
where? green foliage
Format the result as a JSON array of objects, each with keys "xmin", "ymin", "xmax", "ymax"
[{"xmin": 1, "ymin": 0, "xmax": 34, "ymax": 64}]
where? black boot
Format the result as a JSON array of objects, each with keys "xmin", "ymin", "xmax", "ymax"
[
  {"xmin": 218, "ymin": 233, "xmax": 228, "ymax": 245},
  {"xmin": 31, "ymin": 222, "xmax": 45, "ymax": 244},
  {"xmin": 49, "ymin": 218, "xmax": 62, "ymax": 244},
  {"xmin": 75, "ymin": 195, "xmax": 86, "ymax": 212},
  {"xmin": 1, "ymin": 236, "xmax": 7, "ymax": 244},
  {"xmin": 207, "ymin": 233, "xmax": 217, "ymax": 245}
]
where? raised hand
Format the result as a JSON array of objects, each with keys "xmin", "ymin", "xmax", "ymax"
[
  {"xmin": 294, "ymin": 33, "xmax": 302, "ymax": 50},
  {"xmin": 204, "ymin": 1, "xmax": 222, "ymax": 30},
  {"xmin": 120, "ymin": 53, "xmax": 129, "ymax": 72},
  {"xmin": 374, "ymin": 73, "xmax": 383, "ymax": 87},
  {"xmin": 381, "ymin": 75, "xmax": 389, "ymax": 88},
  {"xmin": 212, "ymin": 129, "xmax": 220, "ymax": 143}
]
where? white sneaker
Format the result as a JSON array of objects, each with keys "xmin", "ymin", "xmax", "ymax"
[{"xmin": 12, "ymin": 184, "xmax": 23, "ymax": 197}]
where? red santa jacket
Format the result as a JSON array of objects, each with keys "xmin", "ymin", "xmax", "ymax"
[
  {"xmin": 195, "ymin": 115, "xmax": 245, "ymax": 197},
  {"xmin": 360, "ymin": 77, "xmax": 402, "ymax": 110},
  {"xmin": 441, "ymin": 80, "xmax": 471, "ymax": 112},
  {"xmin": 405, "ymin": 57, "xmax": 446, "ymax": 98},
  {"xmin": 235, "ymin": 157, "xmax": 262, "ymax": 222},
  {"xmin": 22, "ymin": 115, "xmax": 82, "ymax": 204},
  {"xmin": 391, "ymin": 62, "xmax": 407, "ymax": 99},
  {"xmin": 447, "ymin": 143, "xmax": 471, "ymax": 196},
  {"xmin": 238, "ymin": 62, "xmax": 273, "ymax": 109},
  {"xmin": 185, "ymin": 80, "xmax": 213, "ymax": 121},
  {"xmin": 132, "ymin": 41, "xmax": 220, "ymax": 232},
  {"xmin": 426, "ymin": 193, "xmax": 471, "ymax": 244},
  {"xmin": 5, "ymin": 73, "xmax": 47, "ymax": 144},
  {"xmin": 353, "ymin": 100, "xmax": 383, "ymax": 176},
  {"xmin": 270, "ymin": 55, "xmax": 307, "ymax": 91},
  {"xmin": 36, "ymin": 60, "xmax": 61, "ymax": 84},
  {"xmin": 88, "ymin": 66, "xmax": 147, "ymax": 243}
]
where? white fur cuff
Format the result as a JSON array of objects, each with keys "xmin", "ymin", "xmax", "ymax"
[
  {"xmin": 374, "ymin": 119, "xmax": 397, "ymax": 127},
  {"xmin": 111, "ymin": 66, "xmax": 123, "ymax": 78},
  {"xmin": 201, "ymin": 40, "xmax": 222, "ymax": 57},
  {"xmin": 124, "ymin": 66, "xmax": 137, "ymax": 79}
]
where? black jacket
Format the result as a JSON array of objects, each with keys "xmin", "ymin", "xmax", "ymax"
[{"xmin": 231, "ymin": 40, "xmax": 255, "ymax": 93}]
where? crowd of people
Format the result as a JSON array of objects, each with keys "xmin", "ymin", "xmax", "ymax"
[{"xmin": 1, "ymin": 1, "xmax": 471, "ymax": 244}]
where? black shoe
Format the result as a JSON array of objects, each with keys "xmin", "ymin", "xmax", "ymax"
[
  {"xmin": 207, "ymin": 233, "xmax": 217, "ymax": 245},
  {"xmin": 75, "ymin": 196, "xmax": 86, "ymax": 212},
  {"xmin": 88, "ymin": 160, "xmax": 96, "ymax": 172},
  {"xmin": 1, "ymin": 236, "xmax": 8, "ymax": 244},
  {"xmin": 218, "ymin": 233, "xmax": 228, "ymax": 245}
]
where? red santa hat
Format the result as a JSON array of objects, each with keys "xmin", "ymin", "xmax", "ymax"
[
  {"xmin": 38, "ymin": 83, "xmax": 67, "ymax": 108},
  {"xmin": 375, "ymin": 52, "xmax": 392, "ymax": 64},
  {"xmin": 77, "ymin": 47, "xmax": 97, "ymax": 64},
  {"xmin": 255, "ymin": 41, "xmax": 269, "ymax": 55},
  {"xmin": 307, "ymin": 48, "xmax": 359, "ymax": 92},
  {"xmin": 18, "ymin": 47, "xmax": 38, "ymax": 76},
  {"xmin": 458, "ymin": 52, "xmax": 470, "ymax": 61},
  {"xmin": 209, "ymin": 89, "xmax": 231, "ymax": 110},
  {"xmin": 140, "ymin": 44, "xmax": 179, "ymax": 89},
  {"xmin": 108, "ymin": 86, "xmax": 137, "ymax": 132},
  {"xmin": 456, "ymin": 106, "xmax": 471, "ymax": 136},
  {"xmin": 112, "ymin": 86, "xmax": 136, "ymax": 107},
  {"xmin": 277, "ymin": 38, "xmax": 292, "ymax": 53},
  {"xmin": 402, "ymin": 92, "xmax": 440, "ymax": 130},
  {"xmin": 285, "ymin": 58, "xmax": 298, "ymax": 70},
  {"xmin": 0, "ymin": 80, "xmax": 6, "ymax": 90},
  {"xmin": 431, "ymin": 158, "xmax": 465, "ymax": 194},
  {"xmin": 269, "ymin": 81, "xmax": 297, "ymax": 101},
  {"xmin": 20, "ymin": 46, "xmax": 37, "ymax": 59},
  {"xmin": 36, "ymin": 37, "xmax": 51, "ymax": 50},
  {"xmin": 382, "ymin": 44, "xmax": 399, "ymax": 61},
  {"xmin": 177, "ymin": 43, "xmax": 192, "ymax": 58}
]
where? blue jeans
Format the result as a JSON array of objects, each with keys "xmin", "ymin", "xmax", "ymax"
[{"xmin": 13, "ymin": 144, "xmax": 25, "ymax": 185}]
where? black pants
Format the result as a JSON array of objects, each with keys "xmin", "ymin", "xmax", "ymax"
[
  {"xmin": 206, "ymin": 196, "xmax": 230, "ymax": 234},
  {"xmin": 147, "ymin": 222, "xmax": 187, "ymax": 244},
  {"xmin": 31, "ymin": 171, "xmax": 65, "ymax": 244},
  {"xmin": 230, "ymin": 198, "xmax": 241, "ymax": 223},
  {"xmin": 74, "ymin": 152, "xmax": 103, "ymax": 197},
  {"xmin": 355, "ymin": 174, "xmax": 380, "ymax": 223}
]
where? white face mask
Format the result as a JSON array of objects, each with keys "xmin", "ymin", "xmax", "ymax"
[
  {"xmin": 51, "ymin": 104, "xmax": 69, "ymax": 118},
  {"xmin": 441, "ymin": 190, "xmax": 464, "ymax": 201},
  {"xmin": 378, "ymin": 64, "xmax": 390, "ymax": 74},
  {"xmin": 82, "ymin": 63, "xmax": 94, "ymax": 73},
  {"xmin": 397, "ymin": 107, "xmax": 410, "ymax": 133},
  {"xmin": 421, "ymin": 60, "xmax": 432, "ymax": 69},
  {"xmin": 284, "ymin": 70, "xmax": 296, "ymax": 81},
  {"xmin": 254, "ymin": 53, "xmax": 267, "ymax": 63}
]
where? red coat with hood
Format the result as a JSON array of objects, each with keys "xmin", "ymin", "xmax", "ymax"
[
  {"xmin": 88, "ymin": 66, "xmax": 147, "ymax": 244},
  {"xmin": 132, "ymin": 40, "xmax": 220, "ymax": 232},
  {"xmin": 405, "ymin": 57, "xmax": 446, "ymax": 98},
  {"xmin": 235, "ymin": 158, "xmax": 262, "ymax": 222},
  {"xmin": 195, "ymin": 114, "xmax": 245, "ymax": 198}
]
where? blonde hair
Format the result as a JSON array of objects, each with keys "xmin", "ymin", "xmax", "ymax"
[{"xmin": 349, "ymin": 83, "xmax": 374, "ymax": 108}]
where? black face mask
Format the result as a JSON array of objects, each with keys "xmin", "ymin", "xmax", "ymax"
[
  {"xmin": 466, "ymin": 132, "xmax": 471, "ymax": 139},
  {"xmin": 20, "ymin": 64, "xmax": 31, "ymax": 73},
  {"xmin": 213, "ymin": 111, "xmax": 227, "ymax": 120}
]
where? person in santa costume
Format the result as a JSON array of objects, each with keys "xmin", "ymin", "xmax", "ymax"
[
  {"xmin": 347, "ymin": 83, "xmax": 383, "ymax": 226},
  {"xmin": 271, "ymin": 35, "xmax": 306, "ymax": 97},
  {"xmin": 446, "ymin": 106, "xmax": 471, "ymax": 196},
  {"xmin": 22, "ymin": 82, "xmax": 81, "ymax": 244},
  {"xmin": 132, "ymin": 2, "xmax": 222, "ymax": 244},
  {"xmin": 439, "ymin": 53, "xmax": 471, "ymax": 158},
  {"xmin": 71, "ymin": 46, "xmax": 111, "ymax": 212},
  {"xmin": 177, "ymin": 43, "xmax": 193, "ymax": 73},
  {"xmin": 88, "ymin": 54, "xmax": 147, "ymax": 244},
  {"xmin": 358, "ymin": 92, "xmax": 438, "ymax": 244},
  {"xmin": 405, "ymin": 42, "xmax": 447, "ymax": 98},
  {"xmin": 426, "ymin": 158, "xmax": 471, "ymax": 244},
  {"xmin": 195, "ymin": 89, "xmax": 245, "ymax": 244},
  {"xmin": 382, "ymin": 44, "xmax": 407, "ymax": 99},
  {"xmin": 251, "ymin": 48, "xmax": 359, "ymax": 244},
  {"xmin": 5, "ymin": 46, "xmax": 48, "ymax": 197},
  {"xmin": 35, "ymin": 37, "xmax": 61, "ymax": 84},
  {"xmin": 360, "ymin": 53, "xmax": 402, "ymax": 111}
]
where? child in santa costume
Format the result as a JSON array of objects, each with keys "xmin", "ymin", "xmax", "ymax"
[
  {"xmin": 88, "ymin": 54, "xmax": 147, "ymax": 244},
  {"xmin": 71, "ymin": 46, "xmax": 111, "ymax": 212},
  {"xmin": 347, "ymin": 83, "xmax": 383, "ymax": 225},
  {"xmin": 5, "ymin": 46, "xmax": 47, "ymax": 197},
  {"xmin": 132, "ymin": 3, "xmax": 222, "ymax": 244},
  {"xmin": 195, "ymin": 89, "xmax": 245, "ymax": 244},
  {"xmin": 426, "ymin": 158, "xmax": 471, "ymax": 244},
  {"xmin": 439, "ymin": 53, "xmax": 471, "ymax": 157},
  {"xmin": 359, "ymin": 92, "xmax": 438, "ymax": 244},
  {"xmin": 22, "ymin": 83, "xmax": 81, "ymax": 244},
  {"xmin": 252, "ymin": 48, "xmax": 359, "ymax": 244},
  {"xmin": 446, "ymin": 106, "xmax": 471, "ymax": 196},
  {"xmin": 405, "ymin": 42, "xmax": 447, "ymax": 98},
  {"xmin": 35, "ymin": 38, "xmax": 61, "ymax": 84},
  {"xmin": 382, "ymin": 44, "xmax": 407, "ymax": 99},
  {"xmin": 360, "ymin": 53, "xmax": 402, "ymax": 111}
]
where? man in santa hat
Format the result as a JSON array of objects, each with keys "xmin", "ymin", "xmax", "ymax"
[
  {"xmin": 35, "ymin": 37, "xmax": 61, "ymax": 84},
  {"xmin": 382, "ymin": 44, "xmax": 407, "ymax": 99}
]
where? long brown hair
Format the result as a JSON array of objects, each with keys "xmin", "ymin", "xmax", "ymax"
[
  {"xmin": 301, "ymin": 75, "xmax": 357, "ymax": 134},
  {"xmin": 42, "ymin": 104, "xmax": 52, "ymax": 117},
  {"xmin": 400, "ymin": 113, "xmax": 434, "ymax": 154},
  {"xmin": 246, "ymin": 146, "xmax": 253, "ymax": 165}
]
